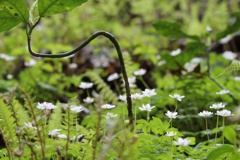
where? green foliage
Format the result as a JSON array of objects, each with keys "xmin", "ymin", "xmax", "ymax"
[
  {"xmin": 207, "ymin": 144, "xmax": 238, "ymax": 160},
  {"xmin": 38, "ymin": 0, "xmax": 87, "ymax": 17}
]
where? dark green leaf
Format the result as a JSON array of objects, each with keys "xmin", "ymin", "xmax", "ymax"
[
  {"xmin": 0, "ymin": 9, "xmax": 20, "ymax": 33},
  {"xmin": 0, "ymin": 0, "xmax": 29, "ymax": 23},
  {"xmin": 38, "ymin": 0, "xmax": 88, "ymax": 17},
  {"xmin": 207, "ymin": 144, "xmax": 236, "ymax": 160},
  {"xmin": 153, "ymin": 20, "xmax": 199, "ymax": 40},
  {"xmin": 217, "ymin": 12, "xmax": 240, "ymax": 40},
  {"xmin": 223, "ymin": 126, "xmax": 236, "ymax": 145}
]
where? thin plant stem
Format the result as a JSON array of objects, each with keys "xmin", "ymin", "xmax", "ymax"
[
  {"xmin": 139, "ymin": 76, "xmax": 149, "ymax": 89},
  {"xmin": 26, "ymin": 20, "xmax": 133, "ymax": 124},
  {"xmin": 65, "ymin": 108, "xmax": 71, "ymax": 159},
  {"xmin": 215, "ymin": 115, "xmax": 219, "ymax": 142},
  {"xmin": 147, "ymin": 111, "xmax": 150, "ymax": 134},
  {"xmin": 222, "ymin": 117, "xmax": 225, "ymax": 144},
  {"xmin": 134, "ymin": 104, "xmax": 137, "ymax": 133},
  {"xmin": 114, "ymin": 80, "xmax": 121, "ymax": 95},
  {"xmin": 205, "ymin": 118, "xmax": 210, "ymax": 142},
  {"xmin": 171, "ymin": 137, "xmax": 173, "ymax": 160},
  {"xmin": 174, "ymin": 100, "xmax": 178, "ymax": 112}
]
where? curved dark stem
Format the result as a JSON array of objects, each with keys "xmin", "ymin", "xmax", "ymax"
[{"xmin": 26, "ymin": 20, "xmax": 133, "ymax": 124}]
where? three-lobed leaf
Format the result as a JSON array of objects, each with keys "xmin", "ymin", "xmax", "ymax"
[{"xmin": 38, "ymin": 0, "xmax": 87, "ymax": 17}]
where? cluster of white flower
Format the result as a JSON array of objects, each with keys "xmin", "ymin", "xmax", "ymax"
[
  {"xmin": 37, "ymin": 102, "xmax": 57, "ymax": 110},
  {"xmin": 169, "ymin": 93, "xmax": 185, "ymax": 102},
  {"xmin": 79, "ymin": 82, "xmax": 94, "ymax": 89},
  {"xmin": 107, "ymin": 73, "xmax": 119, "ymax": 82},
  {"xmin": 70, "ymin": 105, "xmax": 84, "ymax": 113},
  {"xmin": 139, "ymin": 104, "xmax": 155, "ymax": 112},
  {"xmin": 102, "ymin": 112, "xmax": 118, "ymax": 119},
  {"xmin": 101, "ymin": 104, "xmax": 116, "ymax": 109},
  {"xmin": 134, "ymin": 69, "xmax": 146, "ymax": 76}
]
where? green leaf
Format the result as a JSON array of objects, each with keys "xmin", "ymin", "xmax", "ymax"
[
  {"xmin": 153, "ymin": 20, "xmax": 199, "ymax": 40},
  {"xmin": 223, "ymin": 126, "xmax": 237, "ymax": 145},
  {"xmin": 38, "ymin": 0, "xmax": 87, "ymax": 17},
  {"xmin": 0, "ymin": 0, "xmax": 29, "ymax": 23},
  {"xmin": 217, "ymin": 12, "xmax": 240, "ymax": 40},
  {"xmin": 207, "ymin": 144, "xmax": 236, "ymax": 160},
  {"xmin": 0, "ymin": 9, "xmax": 21, "ymax": 32}
]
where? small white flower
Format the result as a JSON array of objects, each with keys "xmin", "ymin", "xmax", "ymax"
[
  {"xmin": 49, "ymin": 129, "xmax": 61, "ymax": 137},
  {"xmin": 157, "ymin": 60, "xmax": 166, "ymax": 66},
  {"xmin": 0, "ymin": 53, "xmax": 16, "ymax": 61},
  {"xmin": 206, "ymin": 26, "xmax": 212, "ymax": 32},
  {"xmin": 83, "ymin": 97, "xmax": 94, "ymax": 104},
  {"xmin": 219, "ymin": 35, "xmax": 232, "ymax": 44},
  {"xmin": 101, "ymin": 104, "xmax": 116, "ymax": 109},
  {"xmin": 57, "ymin": 134, "xmax": 67, "ymax": 139},
  {"xmin": 118, "ymin": 95, "xmax": 127, "ymax": 101},
  {"xmin": 166, "ymin": 131, "xmax": 177, "ymax": 137},
  {"xmin": 210, "ymin": 102, "xmax": 225, "ymax": 109},
  {"xmin": 216, "ymin": 89, "xmax": 230, "ymax": 95},
  {"xmin": 102, "ymin": 112, "xmax": 118, "ymax": 119},
  {"xmin": 79, "ymin": 82, "xmax": 93, "ymax": 89},
  {"xmin": 24, "ymin": 122, "xmax": 37, "ymax": 130},
  {"xmin": 24, "ymin": 59, "xmax": 37, "ymax": 67},
  {"xmin": 69, "ymin": 63, "xmax": 78, "ymax": 69},
  {"xmin": 234, "ymin": 76, "xmax": 240, "ymax": 81},
  {"xmin": 198, "ymin": 111, "xmax": 213, "ymax": 117},
  {"xmin": 139, "ymin": 104, "xmax": 155, "ymax": 112},
  {"xmin": 216, "ymin": 109, "xmax": 234, "ymax": 117},
  {"xmin": 184, "ymin": 57, "xmax": 203, "ymax": 73},
  {"xmin": 37, "ymin": 102, "xmax": 57, "ymax": 110},
  {"xmin": 131, "ymin": 93, "xmax": 143, "ymax": 100},
  {"xmin": 165, "ymin": 111, "xmax": 178, "ymax": 119},
  {"xmin": 170, "ymin": 48, "xmax": 181, "ymax": 56},
  {"xmin": 134, "ymin": 68, "xmax": 146, "ymax": 76},
  {"xmin": 107, "ymin": 73, "xmax": 119, "ymax": 81},
  {"xmin": 70, "ymin": 106, "xmax": 84, "ymax": 113},
  {"xmin": 7, "ymin": 74, "xmax": 13, "ymax": 79},
  {"xmin": 222, "ymin": 51, "xmax": 237, "ymax": 60},
  {"xmin": 174, "ymin": 137, "xmax": 191, "ymax": 146},
  {"xmin": 142, "ymin": 89, "xmax": 157, "ymax": 97},
  {"xmin": 169, "ymin": 93, "xmax": 185, "ymax": 102}
]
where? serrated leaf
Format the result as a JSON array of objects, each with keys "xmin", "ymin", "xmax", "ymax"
[
  {"xmin": 217, "ymin": 12, "xmax": 240, "ymax": 40},
  {"xmin": 153, "ymin": 20, "xmax": 199, "ymax": 40},
  {"xmin": 38, "ymin": 0, "xmax": 87, "ymax": 17},
  {"xmin": 223, "ymin": 126, "xmax": 236, "ymax": 145},
  {"xmin": 207, "ymin": 144, "xmax": 236, "ymax": 160}
]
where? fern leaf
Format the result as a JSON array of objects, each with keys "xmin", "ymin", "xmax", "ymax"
[
  {"xmin": 217, "ymin": 60, "xmax": 240, "ymax": 77},
  {"xmin": 0, "ymin": 99, "xmax": 18, "ymax": 149},
  {"xmin": 85, "ymin": 70, "xmax": 118, "ymax": 104},
  {"xmin": 48, "ymin": 102, "xmax": 62, "ymax": 131}
]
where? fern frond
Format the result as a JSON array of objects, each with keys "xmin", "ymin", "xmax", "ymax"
[
  {"xmin": 217, "ymin": 60, "xmax": 240, "ymax": 77},
  {"xmin": 0, "ymin": 99, "xmax": 18, "ymax": 150},
  {"xmin": 48, "ymin": 102, "xmax": 62, "ymax": 131},
  {"xmin": 85, "ymin": 70, "xmax": 118, "ymax": 104}
]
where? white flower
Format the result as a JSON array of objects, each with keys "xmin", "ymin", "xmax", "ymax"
[
  {"xmin": 184, "ymin": 57, "xmax": 203, "ymax": 73},
  {"xmin": 79, "ymin": 82, "xmax": 93, "ymax": 89},
  {"xmin": 83, "ymin": 97, "xmax": 94, "ymax": 104},
  {"xmin": 102, "ymin": 112, "xmax": 118, "ymax": 119},
  {"xmin": 0, "ymin": 53, "xmax": 16, "ymax": 61},
  {"xmin": 142, "ymin": 89, "xmax": 157, "ymax": 97},
  {"xmin": 48, "ymin": 129, "xmax": 61, "ymax": 137},
  {"xmin": 131, "ymin": 93, "xmax": 143, "ymax": 100},
  {"xmin": 206, "ymin": 26, "xmax": 212, "ymax": 32},
  {"xmin": 70, "ymin": 106, "xmax": 84, "ymax": 113},
  {"xmin": 216, "ymin": 89, "xmax": 230, "ymax": 95},
  {"xmin": 37, "ymin": 102, "xmax": 57, "ymax": 110},
  {"xmin": 219, "ymin": 35, "xmax": 232, "ymax": 44},
  {"xmin": 210, "ymin": 103, "xmax": 225, "ymax": 109},
  {"xmin": 24, "ymin": 122, "xmax": 37, "ymax": 130},
  {"xmin": 157, "ymin": 60, "xmax": 166, "ymax": 66},
  {"xmin": 222, "ymin": 51, "xmax": 237, "ymax": 60},
  {"xmin": 134, "ymin": 68, "xmax": 146, "ymax": 76},
  {"xmin": 166, "ymin": 131, "xmax": 176, "ymax": 137},
  {"xmin": 216, "ymin": 109, "xmax": 234, "ymax": 117},
  {"xmin": 69, "ymin": 63, "xmax": 78, "ymax": 69},
  {"xmin": 139, "ymin": 104, "xmax": 155, "ymax": 112},
  {"xmin": 174, "ymin": 137, "xmax": 191, "ymax": 146},
  {"xmin": 118, "ymin": 95, "xmax": 126, "ymax": 101},
  {"xmin": 198, "ymin": 111, "xmax": 213, "ymax": 117},
  {"xmin": 24, "ymin": 59, "xmax": 37, "ymax": 67},
  {"xmin": 107, "ymin": 73, "xmax": 119, "ymax": 81},
  {"xmin": 170, "ymin": 48, "xmax": 181, "ymax": 56},
  {"xmin": 165, "ymin": 111, "xmax": 178, "ymax": 119},
  {"xmin": 101, "ymin": 104, "xmax": 116, "ymax": 109},
  {"xmin": 169, "ymin": 93, "xmax": 185, "ymax": 102},
  {"xmin": 234, "ymin": 76, "xmax": 240, "ymax": 81},
  {"xmin": 57, "ymin": 134, "xmax": 67, "ymax": 139},
  {"xmin": 7, "ymin": 74, "xmax": 13, "ymax": 79}
]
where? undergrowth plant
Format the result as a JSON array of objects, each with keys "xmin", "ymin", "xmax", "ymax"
[{"xmin": 1, "ymin": 0, "xmax": 240, "ymax": 160}]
